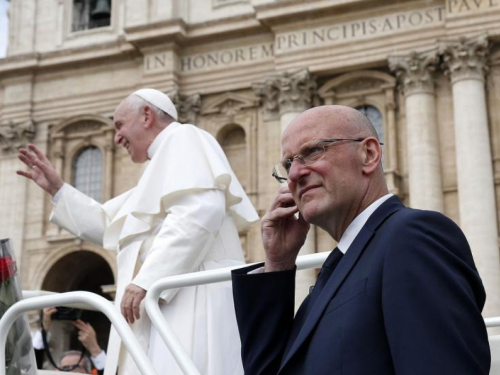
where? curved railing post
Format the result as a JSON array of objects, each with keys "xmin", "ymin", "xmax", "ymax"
[
  {"xmin": 0, "ymin": 291, "xmax": 157, "ymax": 375},
  {"xmin": 144, "ymin": 251, "xmax": 331, "ymax": 375}
]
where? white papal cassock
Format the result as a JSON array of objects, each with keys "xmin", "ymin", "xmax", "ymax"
[{"xmin": 50, "ymin": 122, "xmax": 259, "ymax": 375}]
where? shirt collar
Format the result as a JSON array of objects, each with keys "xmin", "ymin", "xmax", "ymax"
[
  {"xmin": 147, "ymin": 122, "xmax": 180, "ymax": 159},
  {"xmin": 337, "ymin": 194, "xmax": 393, "ymax": 254}
]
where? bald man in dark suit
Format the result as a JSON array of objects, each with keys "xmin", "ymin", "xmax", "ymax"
[{"xmin": 232, "ymin": 105, "xmax": 490, "ymax": 375}]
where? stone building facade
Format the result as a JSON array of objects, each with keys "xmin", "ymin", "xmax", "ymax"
[{"xmin": 1, "ymin": 0, "xmax": 500, "ymax": 350}]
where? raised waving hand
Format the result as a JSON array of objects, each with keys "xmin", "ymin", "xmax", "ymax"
[{"xmin": 17, "ymin": 144, "xmax": 64, "ymax": 196}]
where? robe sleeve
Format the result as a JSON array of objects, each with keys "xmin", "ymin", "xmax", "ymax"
[
  {"xmin": 132, "ymin": 188, "xmax": 227, "ymax": 303},
  {"xmin": 49, "ymin": 183, "xmax": 107, "ymax": 246}
]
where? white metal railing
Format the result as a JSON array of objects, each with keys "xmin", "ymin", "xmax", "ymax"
[
  {"xmin": 144, "ymin": 251, "xmax": 331, "ymax": 375},
  {"xmin": 486, "ymin": 317, "xmax": 500, "ymax": 328},
  {"xmin": 0, "ymin": 291, "xmax": 158, "ymax": 375},
  {"xmin": 22, "ymin": 290, "xmax": 101, "ymax": 311},
  {"xmin": 144, "ymin": 251, "xmax": 500, "ymax": 375},
  {"xmin": 2, "ymin": 250, "xmax": 499, "ymax": 375}
]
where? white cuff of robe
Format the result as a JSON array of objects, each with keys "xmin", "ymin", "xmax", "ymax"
[
  {"xmin": 248, "ymin": 267, "xmax": 264, "ymax": 274},
  {"xmin": 91, "ymin": 350, "xmax": 106, "ymax": 370},
  {"xmin": 51, "ymin": 183, "xmax": 68, "ymax": 204},
  {"xmin": 32, "ymin": 329, "xmax": 51, "ymax": 350}
]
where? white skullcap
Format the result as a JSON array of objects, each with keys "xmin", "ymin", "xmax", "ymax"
[{"xmin": 132, "ymin": 88, "xmax": 178, "ymax": 121}]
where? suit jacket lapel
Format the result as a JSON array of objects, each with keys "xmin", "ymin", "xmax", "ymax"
[{"xmin": 279, "ymin": 196, "xmax": 404, "ymax": 371}]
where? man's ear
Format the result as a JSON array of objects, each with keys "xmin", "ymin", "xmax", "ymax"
[
  {"xmin": 142, "ymin": 105, "xmax": 154, "ymax": 129},
  {"xmin": 360, "ymin": 137, "xmax": 382, "ymax": 175}
]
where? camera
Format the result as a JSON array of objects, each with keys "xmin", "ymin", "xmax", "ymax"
[{"xmin": 51, "ymin": 306, "xmax": 82, "ymax": 321}]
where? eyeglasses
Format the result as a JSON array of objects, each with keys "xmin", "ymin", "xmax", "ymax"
[{"xmin": 272, "ymin": 138, "xmax": 383, "ymax": 183}]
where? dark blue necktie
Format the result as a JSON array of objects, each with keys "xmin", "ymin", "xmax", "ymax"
[
  {"xmin": 306, "ymin": 247, "xmax": 344, "ymax": 310},
  {"xmin": 284, "ymin": 247, "xmax": 344, "ymax": 353}
]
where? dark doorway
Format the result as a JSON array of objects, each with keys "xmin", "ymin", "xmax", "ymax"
[{"xmin": 42, "ymin": 250, "xmax": 114, "ymax": 354}]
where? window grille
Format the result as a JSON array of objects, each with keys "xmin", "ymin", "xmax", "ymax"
[
  {"xmin": 356, "ymin": 105, "xmax": 384, "ymax": 143},
  {"xmin": 72, "ymin": 146, "xmax": 103, "ymax": 202},
  {"xmin": 356, "ymin": 105, "xmax": 385, "ymax": 166}
]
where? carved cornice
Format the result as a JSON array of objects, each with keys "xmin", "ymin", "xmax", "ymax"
[
  {"xmin": 201, "ymin": 92, "xmax": 258, "ymax": 119},
  {"xmin": 389, "ymin": 50, "xmax": 439, "ymax": 96},
  {"xmin": 0, "ymin": 120, "xmax": 36, "ymax": 155},
  {"xmin": 253, "ymin": 69, "xmax": 316, "ymax": 119},
  {"xmin": 51, "ymin": 115, "xmax": 113, "ymax": 138},
  {"xmin": 0, "ymin": 40, "xmax": 138, "ymax": 78},
  {"xmin": 65, "ymin": 121, "xmax": 103, "ymax": 135},
  {"xmin": 169, "ymin": 90, "xmax": 201, "ymax": 124},
  {"xmin": 440, "ymin": 34, "xmax": 489, "ymax": 84}
]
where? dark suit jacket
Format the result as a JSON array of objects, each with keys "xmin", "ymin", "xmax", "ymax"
[{"xmin": 232, "ymin": 196, "xmax": 490, "ymax": 375}]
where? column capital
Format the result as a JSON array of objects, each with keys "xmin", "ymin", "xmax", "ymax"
[
  {"xmin": 252, "ymin": 78, "xmax": 280, "ymax": 120},
  {"xmin": 0, "ymin": 120, "xmax": 36, "ymax": 155},
  {"xmin": 169, "ymin": 90, "xmax": 202, "ymax": 125},
  {"xmin": 389, "ymin": 50, "xmax": 439, "ymax": 96},
  {"xmin": 277, "ymin": 69, "xmax": 317, "ymax": 115},
  {"xmin": 253, "ymin": 69, "xmax": 316, "ymax": 119},
  {"xmin": 440, "ymin": 34, "xmax": 489, "ymax": 84}
]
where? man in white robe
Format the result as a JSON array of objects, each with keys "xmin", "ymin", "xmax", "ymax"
[{"xmin": 17, "ymin": 89, "xmax": 259, "ymax": 375}]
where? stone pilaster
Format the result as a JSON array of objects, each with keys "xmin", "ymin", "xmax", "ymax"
[
  {"xmin": 253, "ymin": 69, "xmax": 318, "ymax": 309},
  {"xmin": 440, "ymin": 35, "xmax": 500, "ymax": 318},
  {"xmin": 104, "ymin": 135, "xmax": 115, "ymax": 202},
  {"xmin": 389, "ymin": 50, "xmax": 443, "ymax": 212},
  {"xmin": 0, "ymin": 120, "xmax": 35, "ymax": 266}
]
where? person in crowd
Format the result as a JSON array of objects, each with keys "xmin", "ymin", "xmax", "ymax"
[
  {"xmin": 33, "ymin": 307, "xmax": 105, "ymax": 374},
  {"xmin": 231, "ymin": 105, "xmax": 490, "ymax": 374},
  {"xmin": 58, "ymin": 351, "xmax": 93, "ymax": 374},
  {"xmin": 18, "ymin": 88, "xmax": 259, "ymax": 375}
]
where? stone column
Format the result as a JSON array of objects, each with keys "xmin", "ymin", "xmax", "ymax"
[
  {"xmin": 103, "ymin": 132, "xmax": 115, "ymax": 202},
  {"xmin": 45, "ymin": 136, "xmax": 65, "ymax": 236},
  {"xmin": 254, "ymin": 69, "xmax": 318, "ymax": 308},
  {"xmin": 440, "ymin": 35, "xmax": 500, "ymax": 317},
  {"xmin": 52, "ymin": 137, "xmax": 65, "ymax": 178},
  {"xmin": 389, "ymin": 51, "xmax": 444, "ymax": 212}
]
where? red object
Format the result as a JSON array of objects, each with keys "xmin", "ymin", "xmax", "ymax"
[{"xmin": 0, "ymin": 257, "xmax": 16, "ymax": 282}]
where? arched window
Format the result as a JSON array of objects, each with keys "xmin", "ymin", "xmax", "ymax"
[
  {"xmin": 356, "ymin": 105, "xmax": 384, "ymax": 143},
  {"xmin": 72, "ymin": 146, "xmax": 103, "ymax": 202}
]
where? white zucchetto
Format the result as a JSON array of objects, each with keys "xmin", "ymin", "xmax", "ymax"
[{"xmin": 132, "ymin": 88, "xmax": 178, "ymax": 120}]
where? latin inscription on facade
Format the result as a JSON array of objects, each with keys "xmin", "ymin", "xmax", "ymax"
[
  {"xmin": 180, "ymin": 42, "xmax": 274, "ymax": 73},
  {"xmin": 275, "ymin": 6, "xmax": 445, "ymax": 52},
  {"xmin": 447, "ymin": 0, "xmax": 499, "ymax": 13},
  {"xmin": 158, "ymin": 4, "xmax": 498, "ymax": 74},
  {"xmin": 144, "ymin": 53, "xmax": 169, "ymax": 74}
]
